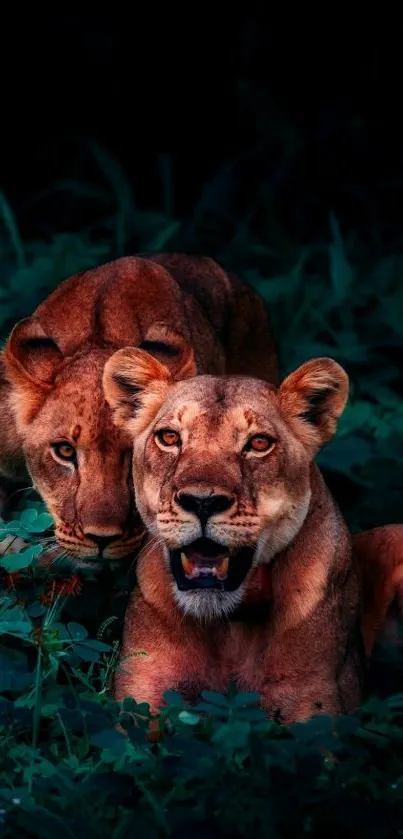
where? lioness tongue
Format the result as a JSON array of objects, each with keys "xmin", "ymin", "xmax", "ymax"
[{"xmin": 180, "ymin": 541, "xmax": 230, "ymax": 580}]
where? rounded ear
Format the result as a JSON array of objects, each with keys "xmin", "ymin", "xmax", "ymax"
[
  {"xmin": 278, "ymin": 357, "xmax": 349, "ymax": 450},
  {"xmin": 103, "ymin": 336, "xmax": 195, "ymax": 431},
  {"xmin": 103, "ymin": 348, "xmax": 171, "ymax": 426},
  {"xmin": 138, "ymin": 324, "xmax": 196, "ymax": 380},
  {"xmin": 4, "ymin": 317, "xmax": 63, "ymax": 391}
]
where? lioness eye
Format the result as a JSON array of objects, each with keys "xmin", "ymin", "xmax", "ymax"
[
  {"xmin": 246, "ymin": 434, "xmax": 276, "ymax": 454},
  {"xmin": 155, "ymin": 429, "xmax": 180, "ymax": 447},
  {"xmin": 52, "ymin": 442, "xmax": 76, "ymax": 462}
]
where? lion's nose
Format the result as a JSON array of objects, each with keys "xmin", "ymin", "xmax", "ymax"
[
  {"xmin": 84, "ymin": 531, "xmax": 123, "ymax": 555},
  {"xmin": 175, "ymin": 490, "xmax": 235, "ymax": 529}
]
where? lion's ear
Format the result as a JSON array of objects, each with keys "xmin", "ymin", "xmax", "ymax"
[
  {"xmin": 103, "ymin": 335, "xmax": 195, "ymax": 431},
  {"xmin": 278, "ymin": 357, "xmax": 349, "ymax": 450},
  {"xmin": 138, "ymin": 324, "xmax": 196, "ymax": 380},
  {"xmin": 103, "ymin": 348, "xmax": 171, "ymax": 426},
  {"xmin": 4, "ymin": 317, "xmax": 64, "ymax": 391}
]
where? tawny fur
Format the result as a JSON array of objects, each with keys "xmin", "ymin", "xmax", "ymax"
[
  {"xmin": 0, "ymin": 254, "xmax": 277, "ymax": 568},
  {"xmin": 106, "ymin": 353, "xmax": 376, "ymax": 724},
  {"xmin": 354, "ymin": 524, "xmax": 403, "ymax": 656}
]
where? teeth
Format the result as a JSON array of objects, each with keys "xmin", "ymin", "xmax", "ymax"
[
  {"xmin": 181, "ymin": 552, "xmax": 195, "ymax": 578},
  {"xmin": 216, "ymin": 557, "xmax": 230, "ymax": 580},
  {"xmin": 180, "ymin": 552, "xmax": 230, "ymax": 581}
]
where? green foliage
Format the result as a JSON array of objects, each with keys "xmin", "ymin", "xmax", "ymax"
[
  {"xmin": 1, "ymin": 644, "xmax": 403, "ymax": 838},
  {"xmin": 0, "ymin": 148, "xmax": 403, "ymax": 836}
]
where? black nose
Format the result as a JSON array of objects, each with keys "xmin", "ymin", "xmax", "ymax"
[
  {"xmin": 175, "ymin": 492, "xmax": 235, "ymax": 528},
  {"xmin": 86, "ymin": 534, "xmax": 122, "ymax": 555}
]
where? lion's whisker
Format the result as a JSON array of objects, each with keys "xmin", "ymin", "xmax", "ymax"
[
  {"xmin": 130, "ymin": 534, "xmax": 165, "ymax": 571},
  {"xmin": 123, "ymin": 536, "xmax": 153, "ymax": 575},
  {"xmin": 3, "ymin": 486, "xmax": 34, "ymax": 504}
]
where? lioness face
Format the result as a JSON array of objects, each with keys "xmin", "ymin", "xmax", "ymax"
[
  {"xmin": 9, "ymin": 349, "xmax": 143, "ymax": 568},
  {"xmin": 104, "ymin": 349, "xmax": 349, "ymax": 618},
  {"xmin": 133, "ymin": 377, "xmax": 311, "ymax": 620},
  {"xmin": 3, "ymin": 317, "xmax": 203, "ymax": 570}
]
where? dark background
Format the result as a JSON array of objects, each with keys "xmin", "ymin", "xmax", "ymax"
[
  {"xmin": 3, "ymin": 10, "xmax": 403, "ymax": 247},
  {"xmin": 0, "ymin": 9, "xmax": 402, "ymax": 531}
]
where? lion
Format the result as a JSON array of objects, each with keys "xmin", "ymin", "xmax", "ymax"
[
  {"xmin": 0, "ymin": 253, "xmax": 277, "ymax": 570},
  {"xmin": 104, "ymin": 348, "xmax": 352, "ymax": 718},
  {"xmin": 103, "ymin": 346, "xmax": 403, "ymax": 725}
]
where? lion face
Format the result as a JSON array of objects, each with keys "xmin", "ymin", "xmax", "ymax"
[
  {"xmin": 4, "ymin": 327, "xmax": 144, "ymax": 568},
  {"xmin": 21, "ymin": 352, "xmax": 143, "ymax": 567},
  {"xmin": 104, "ymin": 348, "xmax": 349, "ymax": 618}
]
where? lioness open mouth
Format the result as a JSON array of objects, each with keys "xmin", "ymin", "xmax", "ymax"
[{"xmin": 169, "ymin": 537, "xmax": 255, "ymax": 592}]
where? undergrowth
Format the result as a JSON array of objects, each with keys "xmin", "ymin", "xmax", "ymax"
[{"xmin": 0, "ymin": 147, "xmax": 403, "ymax": 837}]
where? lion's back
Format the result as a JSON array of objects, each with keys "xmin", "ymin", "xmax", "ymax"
[{"xmin": 32, "ymin": 253, "xmax": 278, "ymax": 381}]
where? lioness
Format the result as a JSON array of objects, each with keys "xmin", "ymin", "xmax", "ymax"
[
  {"xmin": 104, "ymin": 345, "xmax": 400, "ymax": 723},
  {"xmin": 0, "ymin": 253, "xmax": 277, "ymax": 569}
]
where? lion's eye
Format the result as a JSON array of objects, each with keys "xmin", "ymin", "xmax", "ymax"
[
  {"xmin": 52, "ymin": 442, "xmax": 77, "ymax": 463},
  {"xmin": 245, "ymin": 434, "xmax": 276, "ymax": 454},
  {"xmin": 155, "ymin": 429, "xmax": 181, "ymax": 447}
]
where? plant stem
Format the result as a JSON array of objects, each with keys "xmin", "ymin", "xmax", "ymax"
[{"xmin": 29, "ymin": 645, "xmax": 42, "ymax": 795}]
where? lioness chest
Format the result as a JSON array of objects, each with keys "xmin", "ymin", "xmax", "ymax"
[{"xmin": 174, "ymin": 618, "xmax": 272, "ymax": 704}]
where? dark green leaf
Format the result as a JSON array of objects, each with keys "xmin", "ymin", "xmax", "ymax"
[
  {"xmin": 163, "ymin": 690, "xmax": 185, "ymax": 708},
  {"xmin": 0, "ymin": 544, "xmax": 42, "ymax": 571},
  {"xmin": 28, "ymin": 512, "xmax": 54, "ymax": 532},
  {"xmin": 178, "ymin": 711, "xmax": 201, "ymax": 726},
  {"xmin": 91, "ymin": 728, "xmax": 127, "ymax": 756},
  {"xmin": 79, "ymin": 638, "xmax": 111, "ymax": 652},
  {"xmin": 73, "ymin": 644, "xmax": 101, "ymax": 662},
  {"xmin": 20, "ymin": 508, "xmax": 38, "ymax": 527},
  {"xmin": 212, "ymin": 721, "xmax": 251, "ymax": 749},
  {"xmin": 200, "ymin": 690, "xmax": 229, "ymax": 707},
  {"xmin": 231, "ymin": 691, "xmax": 261, "ymax": 707},
  {"xmin": 67, "ymin": 622, "xmax": 88, "ymax": 642}
]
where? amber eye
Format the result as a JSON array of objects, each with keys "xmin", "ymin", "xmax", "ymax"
[
  {"xmin": 52, "ymin": 441, "xmax": 77, "ymax": 463},
  {"xmin": 245, "ymin": 434, "xmax": 276, "ymax": 454},
  {"xmin": 155, "ymin": 429, "xmax": 181, "ymax": 447}
]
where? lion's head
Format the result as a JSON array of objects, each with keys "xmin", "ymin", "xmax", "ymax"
[
  {"xmin": 3, "ymin": 317, "xmax": 193, "ymax": 569},
  {"xmin": 104, "ymin": 347, "xmax": 349, "ymax": 617}
]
